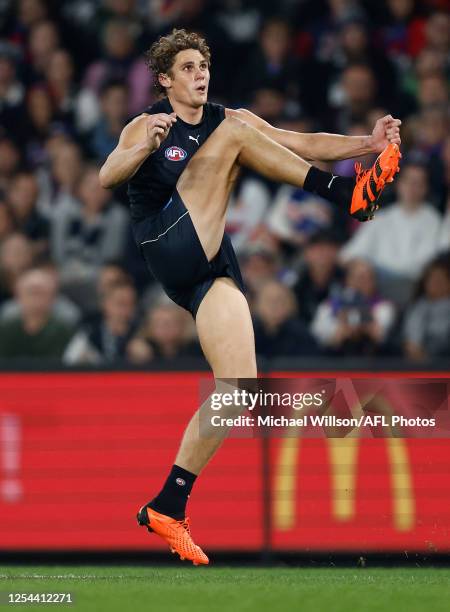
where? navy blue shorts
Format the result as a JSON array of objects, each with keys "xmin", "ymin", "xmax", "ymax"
[{"xmin": 132, "ymin": 190, "xmax": 245, "ymax": 317}]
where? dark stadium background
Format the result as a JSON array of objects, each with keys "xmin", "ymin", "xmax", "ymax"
[{"xmin": 0, "ymin": 0, "xmax": 449, "ymax": 562}]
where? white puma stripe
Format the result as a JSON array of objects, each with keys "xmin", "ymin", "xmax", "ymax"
[{"xmin": 328, "ymin": 175, "xmax": 338, "ymax": 189}]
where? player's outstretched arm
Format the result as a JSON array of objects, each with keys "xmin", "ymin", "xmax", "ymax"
[
  {"xmin": 99, "ymin": 112, "xmax": 176, "ymax": 189},
  {"xmin": 226, "ymin": 108, "xmax": 401, "ymax": 162}
]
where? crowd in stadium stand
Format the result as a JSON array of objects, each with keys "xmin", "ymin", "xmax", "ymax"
[{"xmin": 0, "ymin": 0, "xmax": 449, "ymax": 364}]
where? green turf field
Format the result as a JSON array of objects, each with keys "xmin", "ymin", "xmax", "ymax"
[{"xmin": 1, "ymin": 566, "xmax": 449, "ymax": 612}]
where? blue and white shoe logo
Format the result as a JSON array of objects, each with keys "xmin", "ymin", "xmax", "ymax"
[{"xmin": 165, "ymin": 146, "xmax": 187, "ymax": 161}]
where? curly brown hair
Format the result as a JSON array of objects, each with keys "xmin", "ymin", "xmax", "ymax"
[{"xmin": 146, "ymin": 28, "xmax": 211, "ymax": 96}]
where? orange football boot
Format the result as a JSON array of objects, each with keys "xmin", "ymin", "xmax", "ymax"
[
  {"xmin": 137, "ymin": 505, "xmax": 209, "ymax": 566},
  {"xmin": 350, "ymin": 143, "xmax": 401, "ymax": 221}
]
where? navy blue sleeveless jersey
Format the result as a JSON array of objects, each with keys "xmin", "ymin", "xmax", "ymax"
[{"xmin": 127, "ymin": 97, "xmax": 225, "ymax": 220}]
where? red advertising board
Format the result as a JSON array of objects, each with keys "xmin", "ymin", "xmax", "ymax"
[
  {"xmin": 269, "ymin": 437, "xmax": 450, "ymax": 551},
  {"xmin": 0, "ymin": 372, "xmax": 449, "ymax": 552},
  {"xmin": 0, "ymin": 373, "xmax": 262, "ymax": 551}
]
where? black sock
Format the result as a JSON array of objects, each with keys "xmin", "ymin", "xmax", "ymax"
[
  {"xmin": 303, "ymin": 166, "xmax": 355, "ymax": 210},
  {"xmin": 148, "ymin": 465, "xmax": 197, "ymax": 520}
]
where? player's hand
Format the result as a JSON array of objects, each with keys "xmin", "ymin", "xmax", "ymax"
[
  {"xmin": 370, "ymin": 114, "xmax": 401, "ymax": 152},
  {"xmin": 145, "ymin": 112, "xmax": 177, "ymax": 152}
]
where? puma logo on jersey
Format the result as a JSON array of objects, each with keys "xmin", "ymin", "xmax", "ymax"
[
  {"xmin": 189, "ymin": 135, "xmax": 200, "ymax": 145},
  {"xmin": 327, "ymin": 175, "xmax": 338, "ymax": 189},
  {"xmin": 165, "ymin": 146, "xmax": 187, "ymax": 161}
]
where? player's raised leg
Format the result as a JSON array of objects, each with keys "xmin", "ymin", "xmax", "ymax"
[
  {"xmin": 176, "ymin": 114, "xmax": 312, "ymax": 261},
  {"xmin": 177, "ymin": 114, "xmax": 400, "ymax": 261}
]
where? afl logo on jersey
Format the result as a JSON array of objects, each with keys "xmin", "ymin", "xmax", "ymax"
[{"xmin": 165, "ymin": 146, "xmax": 187, "ymax": 161}]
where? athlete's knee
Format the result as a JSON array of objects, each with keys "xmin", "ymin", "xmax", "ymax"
[
  {"xmin": 219, "ymin": 115, "xmax": 251, "ymax": 143},
  {"xmin": 212, "ymin": 376, "xmax": 259, "ymax": 418}
]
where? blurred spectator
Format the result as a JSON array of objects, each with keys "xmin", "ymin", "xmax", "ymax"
[
  {"xmin": 127, "ymin": 302, "xmax": 201, "ymax": 364},
  {"xmin": 236, "ymin": 18, "xmax": 299, "ymax": 105},
  {"xmin": 93, "ymin": 0, "xmax": 145, "ymax": 36},
  {"xmin": 311, "ymin": 259, "xmax": 395, "ymax": 355},
  {"xmin": 423, "ymin": 11, "xmax": 449, "ymax": 55},
  {"xmin": 40, "ymin": 45, "xmax": 100, "ymax": 133},
  {"xmin": 328, "ymin": 17, "xmax": 397, "ymax": 109},
  {"xmin": 97, "ymin": 260, "xmax": 132, "ymax": 303},
  {"xmin": 379, "ymin": 0, "xmax": 426, "ymax": 63},
  {"xmin": 403, "ymin": 71, "xmax": 449, "ymax": 174},
  {"xmin": 340, "ymin": 162, "xmax": 444, "ymax": 303},
  {"xmin": 83, "ymin": 18, "xmax": 152, "ymax": 116},
  {"xmin": 24, "ymin": 85, "xmax": 56, "ymax": 166},
  {"xmin": 331, "ymin": 64, "xmax": 379, "ymax": 132},
  {"xmin": 63, "ymin": 279, "xmax": 137, "ymax": 364},
  {"xmin": 226, "ymin": 174, "xmax": 272, "ymax": 254},
  {"xmin": 0, "ymin": 137, "xmax": 21, "ymax": 192},
  {"xmin": 51, "ymin": 165, "xmax": 129, "ymax": 310},
  {"xmin": 403, "ymin": 254, "xmax": 450, "ymax": 361},
  {"xmin": 402, "ymin": 46, "xmax": 449, "ymax": 103},
  {"xmin": 7, "ymin": 0, "xmax": 49, "ymax": 48},
  {"xmin": 104, "ymin": 0, "xmax": 139, "ymax": 19},
  {"xmin": 26, "ymin": 20, "xmax": 60, "ymax": 84},
  {"xmin": 215, "ymin": 0, "xmax": 261, "ymax": 50},
  {"xmin": 36, "ymin": 140, "xmax": 84, "ymax": 218},
  {"xmin": 302, "ymin": 0, "xmax": 366, "ymax": 64},
  {"xmin": 42, "ymin": 48, "xmax": 100, "ymax": 134},
  {"xmin": 6, "ymin": 171, "xmax": 49, "ymax": 256},
  {"xmin": 253, "ymin": 280, "xmax": 319, "ymax": 358},
  {"xmin": 240, "ymin": 243, "xmax": 281, "ymax": 305},
  {"xmin": 78, "ymin": 260, "xmax": 133, "ymax": 321},
  {"xmin": 266, "ymin": 187, "xmax": 335, "ymax": 248},
  {"xmin": 19, "ymin": 0, "xmax": 47, "ymax": 23},
  {"xmin": 249, "ymin": 88, "xmax": 289, "ymax": 124},
  {"xmin": 292, "ymin": 231, "xmax": 344, "ymax": 325},
  {"xmin": 44, "ymin": 49, "xmax": 77, "ymax": 125},
  {"xmin": 0, "ymin": 262, "xmax": 81, "ymax": 326},
  {"xmin": 0, "ymin": 199, "xmax": 16, "ymax": 242},
  {"xmin": 0, "ymin": 45, "xmax": 25, "ymax": 142},
  {"xmin": 87, "ymin": 79, "xmax": 128, "ymax": 161},
  {"xmin": 407, "ymin": 107, "xmax": 449, "ymax": 162},
  {"xmin": 0, "ymin": 233, "xmax": 33, "ymax": 304},
  {"xmin": 0, "ymin": 267, "xmax": 75, "ymax": 359},
  {"xmin": 416, "ymin": 74, "xmax": 449, "ymax": 111}
]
